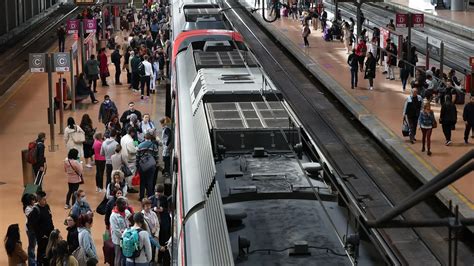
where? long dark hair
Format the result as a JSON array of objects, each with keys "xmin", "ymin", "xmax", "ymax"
[
  {"xmin": 53, "ymin": 240, "xmax": 70, "ymax": 265},
  {"xmin": 21, "ymin": 193, "xmax": 36, "ymax": 211},
  {"xmin": 80, "ymin": 113, "xmax": 93, "ymax": 128},
  {"xmin": 5, "ymin": 224, "xmax": 20, "ymax": 256},
  {"xmin": 67, "ymin": 117, "xmax": 76, "ymax": 129}
]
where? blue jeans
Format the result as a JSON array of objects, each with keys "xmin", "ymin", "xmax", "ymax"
[
  {"xmin": 27, "ymin": 229, "xmax": 36, "ymax": 266},
  {"xmin": 350, "ymin": 68, "xmax": 358, "ymax": 88}
]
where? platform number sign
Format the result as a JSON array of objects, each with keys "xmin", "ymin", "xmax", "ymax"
[
  {"xmin": 29, "ymin": 53, "xmax": 46, "ymax": 73},
  {"xmin": 396, "ymin": 13, "xmax": 407, "ymax": 28},
  {"xmin": 412, "ymin": 14, "xmax": 424, "ymax": 28},
  {"xmin": 84, "ymin": 19, "xmax": 96, "ymax": 33},
  {"xmin": 53, "ymin": 53, "xmax": 70, "ymax": 72},
  {"xmin": 67, "ymin": 19, "xmax": 79, "ymax": 34}
]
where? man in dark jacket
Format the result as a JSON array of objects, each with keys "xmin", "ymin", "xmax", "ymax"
[
  {"xmin": 111, "ymin": 45, "xmax": 122, "ymax": 85},
  {"xmin": 120, "ymin": 101, "xmax": 142, "ymax": 128},
  {"xmin": 28, "ymin": 191, "xmax": 54, "ymax": 266},
  {"xmin": 463, "ymin": 95, "xmax": 474, "ymax": 144},
  {"xmin": 403, "ymin": 88, "xmax": 423, "ymax": 144},
  {"xmin": 33, "ymin": 132, "xmax": 46, "ymax": 177},
  {"xmin": 57, "ymin": 24, "xmax": 66, "ymax": 52},
  {"xmin": 347, "ymin": 49, "xmax": 359, "ymax": 89},
  {"xmin": 130, "ymin": 51, "xmax": 142, "ymax": 92},
  {"xmin": 98, "ymin": 95, "xmax": 118, "ymax": 126}
]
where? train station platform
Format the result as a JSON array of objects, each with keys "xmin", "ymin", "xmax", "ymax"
[
  {"xmin": 0, "ymin": 33, "xmax": 166, "ymax": 264},
  {"xmin": 240, "ymin": 1, "xmax": 474, "ymax": 221},
  {"xmin": 379, "ymin": 0, "xmax": 474, "ymax": 39}
]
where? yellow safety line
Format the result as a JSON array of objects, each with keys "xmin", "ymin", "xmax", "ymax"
[{"xmin": 449, "ymin": 185, "xmax": 474, "ymax": 209}]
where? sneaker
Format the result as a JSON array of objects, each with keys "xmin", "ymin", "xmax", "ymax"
[
  {"xmin": 64, "ymin": 204, "xmax": 70, "ymax": 209},
  {"xmin": 421, "ymin": 147, "xmax": 425, "ymax": 152},
  {"xmin": 465, "ymin": 139, "xmax": 469, "ymax": 144},
  {"xmin": 96, "ymin": 187, "xmax": 100, "ymax": 192},
  {"xmin": 446, "ymin": 140, "xmax": 452, "ymax": 146},
  {"xmin": 85, "ymin": 164, "xmax": 93, "ymax": 168},
  {"xmin": 427, "ymin": 150, "xmax": 432, "ymax": 156},
  {"xmin": 369, "ymin": 87, "xmax": 373, "ymax": 90}
]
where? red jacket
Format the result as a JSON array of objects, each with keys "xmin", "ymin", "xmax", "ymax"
[
  {"xmin": 99, "ymin": 52, "xmax": 109, "ymax": 74},
  {"xmin": 355, "ymin": 42, "xmax": 367, "ymax": 57}
]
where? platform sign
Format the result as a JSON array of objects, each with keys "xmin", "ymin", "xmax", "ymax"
[
  {"xmin": 395, "ymin": 13, "xmax": 408, "ymax": 28},
  {"xmin": 74, "ymin": 0, "xmax": 95, "ymax": 5},
  {"xmin": 428, "ymin": 37, "xmax": 441, "ymax": 57},
  {"xmin": 67, "ymin": 19, "xmax": 79, "ymax": 34},
  {"xmin": 53, "ymin": 53, "xmax": 70, "ymax": 72},
  {"xmin": 29, "ymin": 53, "xmax": 46, "ymax": 73},
  {"xmin": 84, "ymin": 19, "xmax": 96, "ymax": 33},
  {"xmin": 412, "ymin": 14, "xmax": 424, "ymax": 28}
]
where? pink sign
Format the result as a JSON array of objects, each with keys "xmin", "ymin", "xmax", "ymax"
[
  {"xmin": 395, "ymin": 13, "xmax": 407, "ymax": 28},
  {"xmin": 84, "ymin": 19, "xmax": 96, "ymax": 33},
  {"xmin": 412, "ymin": 14, "xmax": 424, "ymax": 28},
  {"xmin": 67, "ymin": 19, "xmax": 79, "ymax": 34}
]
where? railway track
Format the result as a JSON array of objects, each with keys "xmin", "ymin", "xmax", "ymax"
[
  {"xmin": 221, "ymin": 0, "xmax": 474, "ymax": 264},
  {"xmin": 0, "ymin": 5, "xmax": 79, "ymax": 96}
]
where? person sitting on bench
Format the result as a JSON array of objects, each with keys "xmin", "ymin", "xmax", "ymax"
[{"xmin": 77, "ymin": 73, "xmax": 99, "ymax": 104}]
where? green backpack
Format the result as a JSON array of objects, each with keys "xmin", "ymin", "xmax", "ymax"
[{"xmin": 121, "ymin": 228, "xmax": 142, "ymax": 258}]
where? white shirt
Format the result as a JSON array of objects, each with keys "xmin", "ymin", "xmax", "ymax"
[{"xmin": 143, "ymin": 60, "xmax": 153, "ymax": 76}]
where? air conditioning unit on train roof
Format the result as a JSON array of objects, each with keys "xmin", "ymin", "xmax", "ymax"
[{"xmin": 203, "ymin": 40, "xmax": 232, "ymax": 52}]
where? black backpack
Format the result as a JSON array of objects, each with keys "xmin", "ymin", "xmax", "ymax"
[{"xmin": 138, "ymin": 62, "xmax": 145, "ymax": 77}]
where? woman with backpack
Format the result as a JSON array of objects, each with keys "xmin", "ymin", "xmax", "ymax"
[
  {"xmin": 64, "ymin": 117, "xmax": 85, "ymax": 159},
  {"xmin": 122, "ymin": 213, "xmax": 153, "ymax": 266},
  {"xmin": 80, "ymin": 114, "xmax": 96, "ymax": 168}
]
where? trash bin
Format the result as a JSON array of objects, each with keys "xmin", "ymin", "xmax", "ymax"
[{"xmin": 22, "ymin": 149, "xmax": 34, "ymax": 186}]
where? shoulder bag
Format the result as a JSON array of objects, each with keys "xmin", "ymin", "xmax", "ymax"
[
  {"xmin": 71, "ymin": 126, "xmax": 86, "ymax": 144},
  {"xmin": 431, "ymin": 111, "xmax": 438, "ymax": 129},
  {"xmin": 68, "ymin": 159, "xmax": 84, "ymax": 184}
]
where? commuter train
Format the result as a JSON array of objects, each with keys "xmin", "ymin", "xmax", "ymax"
[{"xmin": 168, "ymin": 0, "xmax": 362, "ymax": 265}]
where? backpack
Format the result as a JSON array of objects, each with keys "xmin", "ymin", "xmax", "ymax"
[
  {"xmin": 27, "ymin": 141, "xmax": 38, "ymax": 164},
  {"xmin": 121, "ymin": 228, "xmax": 142, "ymax": 258}
]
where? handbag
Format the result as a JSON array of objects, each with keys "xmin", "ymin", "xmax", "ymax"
[
  {"xmin": 132, "ymin": 172, "xmax": 140, "ymax": 186},
  {"xmin": 71, "ymin": 126, "xmax": 86, "ymax": 144},
  {"xmin": 96, "ymin": 197, "xmax": 108, "ymax": 215},
  {"xmin": 402, "ymin": 117, "xmax": 410, "ymax": 137},
  {"xmin": 121, "ymin": 163, "xmax": 133, "ymax": 177},
  {"xmin": 431, "ymin": 111, "xmax": 438, "ymax": 129},
  {"xmin": 68, "ymin": 159, "xmax": 84, "ymax": 184},
  {"xmin": 139, "ymin": 153, "xmax": 156, "ymax": 172},
  {"xmin": 72, "ymin": 246, "xmax": 87, "ymax": 265}
]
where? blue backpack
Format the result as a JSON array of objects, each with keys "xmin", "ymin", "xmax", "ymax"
[{"xmin": 121, "ymin": 228, "xmax": 142, "ymax": 258}]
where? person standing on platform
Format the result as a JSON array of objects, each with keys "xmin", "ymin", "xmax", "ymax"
[
  {"xmin": 57, "ymin": 24, "xmax": 66, "ymax": 53},
  {"xmin": 311, "ymin": 8, "xmax": 319, "ymax": 30},
  {"xmin": 386, "ymin": 19, "xmax": 395, "ymax": 31},
  {"xmin": 32, "ymin": 132, "xmax": 47, "ymax": 177},
  {"xmin": 29, "ymin": 191, "xmax": 54, "ymax": 266},
  {"xmin": 302, "ymin": 23, "xmax": 311, "ymax": 47},
  {"xmin": 440, "ymin": 96, "xmax": 457, "ymax": 146},
  {"xmin": 140, "ymin": 55, "xmax": 153, "ymax": 100},
  {"xmin": 364, "ymin": 52, "xmax": 376, "ymax": 90},
  {"xmin": 80, "ymin": 114, "xmax": 95, "ymax": 168},
  {"xmin": 111, "ymin": 45, "xmax": 123, "ymax": 85},
  {"xmin": 64, "ymin": 148, "xmax": 84, "ymax": 210},
  {"xmin": 121, "ymin": 127, "xmax": 139, "ymax": 180},
  {"xmin": 347, "ymin": 49, "xmax": 359, "ymax": 89},
  {"xmin": 131, "ymin": 50, "xmax": 141, "ymax": 92},
  {"xmin": 124, "ymin": 47, "xmax": 132, "ymax": 85},
  {"xmin": 101, "ymin": 130, "xmax": 119, "ymax": 187},
  {"xmin": 160, "ymin": 117, "xmax": 172, "ymax": 176},
  {"xmin": 64, "ymin": 117, "xmax": 85, "ymax": 159},
  {"xmin": 403, "ymin": 88, "xmax": 423, "ymax": 144},
  {"xmin": 342, "ymin": 22, "xmax": 351, "ymax": 54},
  {"xmin": 463, "ymin": 95, "xmax": 474, "ymax": 144},
  {"xmin": 98, "ymin": 95, "xmax": 118, "ymax": 127},
  {"xmin": 85, "ymin": 55, "xmax": 100, "ymax": 93},
  {"xmin": 22, "ymin": 193, "xmax": 37, "ymax": 266},
  {"xmin": 99, "ymin": 48, "xmax": 110, "ymax": 87},
  {"xmin": 418, "ymin": 101, "xmax": 436, "ymax": 156},
  {"xmin": 382, "ymin": 39, "xmax": 391, "ymax": 75},
  {"xmin": 93, "ymin": 132, "xmax": 106, "ymax": 192},
  {"xmin": 355, "ymin": 39, "xmax": 367, "ymax": 71},
  {"xmin": 4, "ymin": 224, "xmax": 28, "ymax": 266},
  {"xmin": 120, "ymin": 102, "xmax": 143, "ymax": 129},
  {"xmin": 386, "ymin": 42, "xmax": 397, "ymax": 80},
  {"xmin": 137, "ymin": 133, "xmax": 159, "ymax": 201}
]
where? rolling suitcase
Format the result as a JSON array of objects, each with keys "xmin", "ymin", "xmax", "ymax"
[{"xmin": 23, "ymin": 170, "xmax": 46, "ymax": 195}]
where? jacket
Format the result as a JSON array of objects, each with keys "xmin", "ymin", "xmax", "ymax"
[
  {"xmin": 364, "ymin": 57, "xmax": 376, "ymax": 79},
  {"xmin": 67, "ymin": 225, "xmax": 79, "ymax": 254},
  {"xmin": 355, "ymin": 42, "xmax": 367, "ymax": 57},
  {"xmin": 121, "ymin": 134, "xmax": 137, "ymax": 163},
  {"xmin": 440, "ymin": 102, "xmax": 457, "ymax": 125},
  {"xmin": 98, "ymin": 100, "xmax": 118, "ymax": 124},
  {"xmin": 120, "ymin": 110, "xmax": 143, "ymax": 127},
  {"xmin": 29, "ymin": 204, "xmax": 54, "ymax": 239},
  {"xmin": 7, "ymin": 242, "xmax": 27, "ymax": 266},
  {"xmin": 111, "ymin": 152, "xmax": 127, "ymax": 171},
  {"xmin": 111, "ymin": 49, "xmax": 122, "ymax": 66},
  {"xmin": 64, "ymin": 158, "xmax": 83, "ymax": 184},
  {"xmin": 34, "ymin": 139, "xmax": 46, "ymax": 167},
  {"xmin": 110, "ymin": 207, "xmax": 132, "ymax": 245},
  {"xmin": 99, "ymin": 52, "xmax": 109, "ymax": 74},
  {"xmin": 81, "ymin": 124, "xmax": 95, "ymax": 146},
  {"xmin": 131, "ymin": 55, "xmax": 142, "ymax": 73},
  {"xmin": 78, "ymin": 227, "xmax": 97, "ymax": 260},
  {"xmin": 64, "ymin": 125, "xmax": 85, "ymax": 158},
  {"xmin": 123, "ymin": 227, "xmax": 152, "ymax": 264},
  {"xmin": 403, "ymin": 95, "xmax": 423, "ymax": 119},
  {"xmin": 463, "ymin": 102, "xmax": 474, "ymax": 125},
  {"xmin": 84, "ymin": 59, "xmax": 99, "ymax": 77},
  {"xmin": 71, "ymin": 200, "xmax": 92, "ymax": 218},
  {"xmin": 418, "ymin": 110, "xmax": 436, "ymax": 129},
  {"xmin": 93, "ymin": 140, "xmax": 105, "ymax": 161},
  {"xmin": 347, "ymin": 53, "xmax": 358, "ymax": 70},
  {"xmin": 137, "ymin": 140, "xmax": 159, "ymax": 165},
  {"xmin": 101, "ymin": 138, "xmax": 119, "ymax": 164}
]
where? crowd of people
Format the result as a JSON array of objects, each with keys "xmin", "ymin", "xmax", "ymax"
[{"xmin": 7, "ymin": 1, "xmax": 175, "ymax": 265}]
